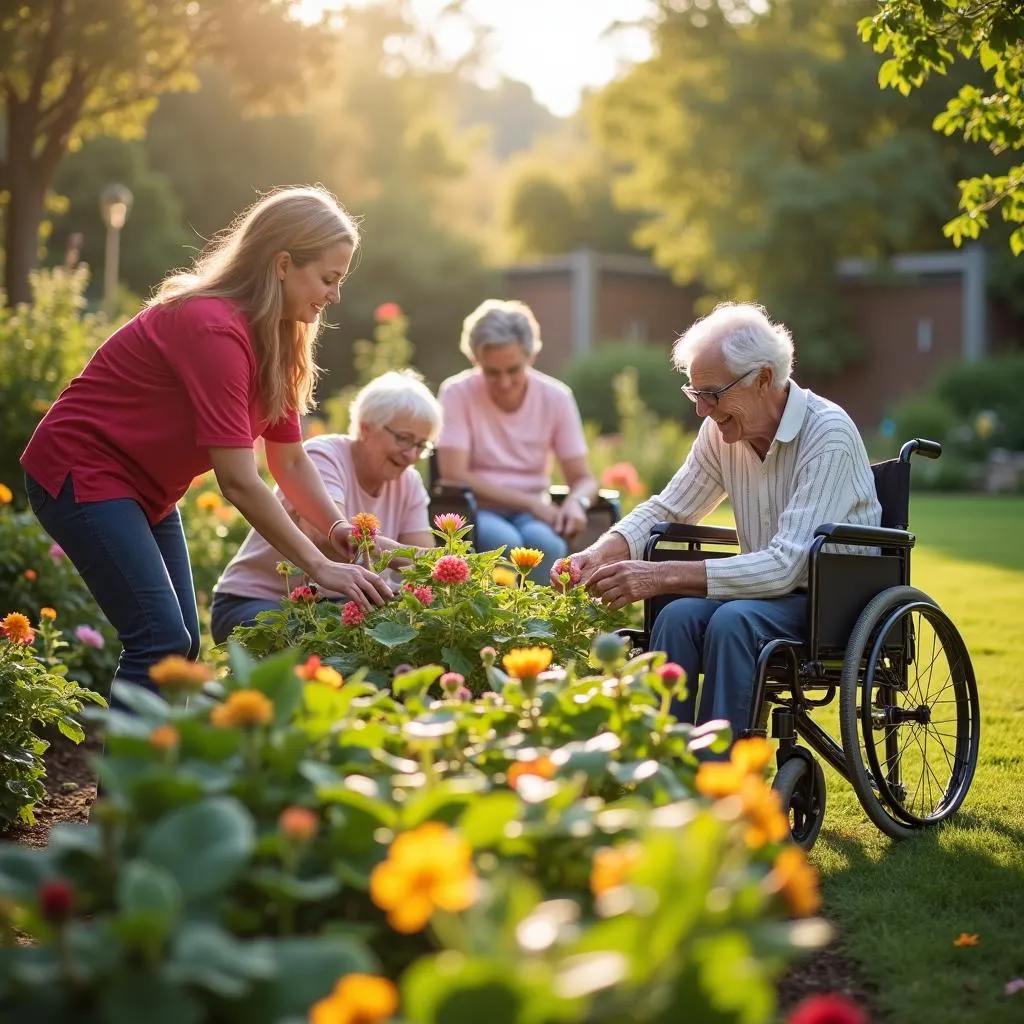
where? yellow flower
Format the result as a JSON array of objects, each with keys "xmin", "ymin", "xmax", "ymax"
[
  {"xmin": 279, "ymin": 806, "xmax": 319, "ymax": 842},
  {"xmin": 39, "ymin": 607, "xmax": 57, "ymax": 620},
  {"xmin": 195, "ymin": 490, "xmax": 222, "ymax": 512},
  {"xmin": 149, "ymin": 655, "xmax": 211, "ymax": 691},
  {"xmin": 730, "ymin": 738, "xmax": 774, "ymax": 776},
  {"xmin": 590, "ymin": 843, "xmax": 643, "ymax": 896},
  {"xmin": 0, "ymin": 483, "xmax": 12, "ymax": 504},
  {"xmin": 369, "ymin": 821, "xmax": 477, "ymax": 933},
  {"xmin": 509, "ymin": 547, "xmax": 544, "ymax": 573},
  {"xmin": 1, "ymin": 612, "xmax": 34, "ymax": 645},
  {"xmin": 309, "ymin": 973, "xmax": 398, "ymax": 1024},
  {"xmin": 695, "ymin": 761, "xmax": 747, "ymax": 799},
  {"xmin": 312, "ymin": 665, "xmax": 343, "ymax": 688},
  {"xmin": 766, "ymin": 845, "xmax": 821, "ymax": 917},
  {"xmin": 148, "ymin": 725, "xmax": 180, "ymax": 752},
  {"xmin": 502, "ymin": 646, "xmax": 553, "ymax": 681},
  {"xmin": 507, "ymin": 755, "xmax": 555, "ymax": 790},
  {"xmin": 491, "ymin": 567, "xmax": 518, "ymax": 588},
  {"xmin": 210, "ymin": 689, "xmax": 274, "ymax": 729},
  {"xmin": 953, "ymin": 933, "xmax": 980, "ymax": 947}
]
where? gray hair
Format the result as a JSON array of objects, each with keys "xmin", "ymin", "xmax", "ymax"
[
  {"xmin": 349, "ymin": 369, "xmax": 442, "ymax": 437},
  {"xmin": 672, "ymin": 302, "xmax": 794, "ymax": 390},
  {"xmin": 459, "ymin": 298, "xmax": 543, "ymax": 361}
]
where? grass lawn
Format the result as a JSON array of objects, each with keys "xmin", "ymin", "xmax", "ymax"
[{"xmin": 708, "ymin": 494, "xmax": 1024, "ymax": 1022}]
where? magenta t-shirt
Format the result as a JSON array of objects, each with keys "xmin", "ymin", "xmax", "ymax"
[
  {"xmin": 215, "ymin": 434, "xmax": 430, "ymax": 601},
  {"xmin": 437, "ymin": 368, "xmax": 588, "ymax": 506},
  {"xmin": 20, "ymin": 296, "xmax": 301, "ymax": 523}
]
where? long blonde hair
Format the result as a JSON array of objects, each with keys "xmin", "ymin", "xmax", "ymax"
[{"xmin": 151, "ymin": 185, "xmax": 359, "ymax": 422}]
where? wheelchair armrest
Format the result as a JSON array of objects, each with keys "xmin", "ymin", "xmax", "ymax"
[
  {"xmin": 813, "ymin": 522, "xmax": 915, "ymax": 550},
  {"xmin": 548, "ymin": 485, "xmax": 621, "ymax": 516},
  {"xmin": 649, "ymin": 522, "xmax": 740, "ymax": 546}
]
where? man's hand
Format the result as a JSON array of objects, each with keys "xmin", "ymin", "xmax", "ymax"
[{"xmin": 585, "ymin": 560, "xmax": 665, "ymax": 611}]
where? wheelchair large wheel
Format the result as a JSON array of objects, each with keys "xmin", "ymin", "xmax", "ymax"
[
  {"xmin": 772, "ymin": 754, "xmax": 826, "ymax": 850},
  {"xmin": 839, "ymin": 586, "xmax": 980, "ymax": 841}
]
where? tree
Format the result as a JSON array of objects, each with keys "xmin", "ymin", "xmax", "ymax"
[
  {"xmin": 861, "ymin": 1, "xmax": 1024, "ymax": 253},
  {"xmin": 0, "ymin": 0, "xmax": 324, "ymax": 306},
  {"xmin": 592, "ymin": 0, "xmax": 1000, "ymax": 372}
]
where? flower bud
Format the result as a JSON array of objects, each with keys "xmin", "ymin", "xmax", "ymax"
[{"xmin": 39, "ymin": 879, "xmax": 75, "ymax": 923}]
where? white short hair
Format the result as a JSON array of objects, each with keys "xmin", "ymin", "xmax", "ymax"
[
  {"xmin": 672, "ymin": 302, "xmax": 794, "ymax": 390},
  {"xmin": 460, "ymin": 298, "xmax": 542, "ymax": 360},
  {"xmin": 349, "ymin": 369, "xmax": 442, "ymax": 437}
]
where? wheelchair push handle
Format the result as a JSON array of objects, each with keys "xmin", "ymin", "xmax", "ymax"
[{"xmin": 899, "ymin": 438, "xmax": 942, "ymax": 463}]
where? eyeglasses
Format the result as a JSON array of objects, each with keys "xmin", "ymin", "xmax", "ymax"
[
  {"xmin": 383, "ymin": 425, "xmax": 435, "ymax": 457},
  {"xmin": 681, "ymin": 369, "xmax": 757, "ymax": 406}
]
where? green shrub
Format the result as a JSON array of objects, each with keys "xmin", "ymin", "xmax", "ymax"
[
  {"xmin": 563, "ymin": 341, "xmax": 696, "ymax": 435},
  {"xmin": 931, "ymin": 354, "xmax": 1024, "ymax": 454}
]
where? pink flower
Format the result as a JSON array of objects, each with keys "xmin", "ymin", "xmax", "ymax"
[
  {"xmin": 657, "ymin": 662, "xmax": 686, "ymax": 689},
  {"xmin": 432, "ymin": 555, "xmax": 470, "ymax": 585},
  {"xmin": 1006, "ymin": 978, "xmax": 1024, "ymax": 996},
  {"xmin": 341, "ymin": 601, "xmax": 366, "ymax": 627},
  {"xmin": 787, "ymin": 994, "xmax": 868, "ymax": 1024},
  {"xmin": 75, "ymin": 625, "xmax": 105, "ymax": 649},
  {"xmin": 439, "ymin": 672, "xmax": 464, "ymax": 696},
  {"xmin": 374, "ymin": 302, "xmax": 403, "ymax": 322},
  {"xmin": 49, "ymin": 543, "xmax": 66, "ymax": 562},
  {"xmin": 553, "ymin": 557, "xmax": 582, "ymax": 586},
  {"xmin": 433, "ymin": 512, "xmax": 466, "ymax": 534},
  {"xmin": 404, "ymin": 583, "xmax": 434, "ymax": 606},
  {"xmin": 289, "ymin": 585, "xmax": 317, "ymax": 602}
]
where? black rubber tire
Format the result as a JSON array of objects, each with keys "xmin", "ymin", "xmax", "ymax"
[
  {"xmin": 839, "ymin": 586, "xmax": 980, "ymax": 840},
  {"xmin": 772, "ymin": 755, "xmax": 827, "ymax": 850}
]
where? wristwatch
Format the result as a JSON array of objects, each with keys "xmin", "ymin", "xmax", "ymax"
[{"xmin": 573, "ymin": 494, "xmax": 593, "ymax": 511}]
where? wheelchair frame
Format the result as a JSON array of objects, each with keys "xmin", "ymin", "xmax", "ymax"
[{"xmin": 621, "ymin": 439, "xmax": 981, "ymax": 847}]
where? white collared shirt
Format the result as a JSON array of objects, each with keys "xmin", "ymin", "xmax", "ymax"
[{"xmin": 611, "ymin": 381, "xmax": 882, "ymax": 599}]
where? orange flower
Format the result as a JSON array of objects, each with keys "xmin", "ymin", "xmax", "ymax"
[
  {"xmin": 210, "ymin": 689, "xmax": 274, "ymax": 729},
  {"xmin": 369, "ymin": 822, "xmax": 477, "ymax": 933},
  {"xmin": 766, "ymin": 845, "xmax": 821, "ymax": 917},
  {"xmin": 195, "ymin": 491, "xmax": 222, "ymax": 512},
  {"xmin": 507, "ymin": 755, "xmax": 556, "ymax": 790},
  {"xmin": 39, "ymin": 607, "xmax": 57, "ymax": 620},
  {"xmin": 0, "ymin": 483, "xmax": 12, "ymax": 504},
  {"xmin": 600, "ymin": 462, "xmax": 644, "ymax": 496},
  {"xmin": 279, "ymin": 806, "xmax": 319, "ymax": 842},
  {"xmin": 23, "ymin": 569, "xmax": 37, "ymax": 581},
  {"xmin": 491, "ymin": 567, "xmax": 518, "ymax": 588},
  {"xmin": 590, "ymin": 843, "xmax": 643, "ymax": 896},
  {"xmin": 731, "ymin": 738, "xmax": 773, "ymax": 775},
  {"xmin": 149, "ymin": 655, "xmax": 211, "ymax": 691},
  {"xmin": 310, "ymin": 973, "xmax": 398, "ymax": 1024},
  {"xmin": 502, "ymin": 646, "xmax": 553, "ymax": 681},
  {"xmin": 953, "ymin": 933, "xmax": 980, "ymax": 947},
  {"xmin": 1, "ymin": 612, "xmax": 35, "ymax": 645},
  {"xmin": 374, "ymin": 302, "xmax": 403, "ymax": 322},
  {"xmin": 351, "ymin": 512, "xmax": 381, "ymax": 541},
  {"xmin": 509, "ymin": 547, "xmax": 544, "ymax": 574},
  {"xmin": 148, "ymin": 725, "xmax": 180, "ymax": 752}
]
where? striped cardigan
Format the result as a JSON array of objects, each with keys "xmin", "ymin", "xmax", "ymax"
[{"xmin": 611, "ymin": 382, "xmax": 882, "ymax": 599}]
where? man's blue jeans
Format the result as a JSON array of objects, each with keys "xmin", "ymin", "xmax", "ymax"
[
  {"xmin": 650, "ymin": 594, "xmax": 807, "ymax": 740},
  {"xmin": 25, "ymin": 474, "xmax": 200, "ymax": 697},
  {"xmin": 475, "ymin": 509, "xmax": 568, "ymax": 585}
]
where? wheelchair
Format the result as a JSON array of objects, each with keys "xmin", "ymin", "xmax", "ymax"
[
  {"xmin": 426, "ymin": 453, "xmax": 622, "ymax": 554},
  {"xmin": 619, "ymin": 438, "xmax": 981, "ymax": 848}
]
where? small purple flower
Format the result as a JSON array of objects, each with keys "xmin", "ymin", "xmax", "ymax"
[
  {"xmin": 1006, "ymin": 978, "xmax": 1024, "ymax": 996},
  {"xmin": 49, "ymin": 543, "xmax": 66, "ymax": 563},
  {"xmin": 75, "ymin": 625, "xmax": 105, "ymax": 649}
]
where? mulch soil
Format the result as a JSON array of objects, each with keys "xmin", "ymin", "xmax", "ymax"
[{"xmin": 0, "ymin": 735, "xmax": 886, "ymax": 1020}]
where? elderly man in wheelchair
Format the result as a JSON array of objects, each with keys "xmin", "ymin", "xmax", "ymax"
[{"xmin": 557, "ymin": 302, "xmax": 980, "ymax": 848}]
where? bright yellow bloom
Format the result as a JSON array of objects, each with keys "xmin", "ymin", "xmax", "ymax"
[
  {"xmin": 195, "ymin": 490, "xmax": 222, "ymax": 512},
  {"xmin": 491, "ymin": 567, "xmax": 518, "ymax": 588},
  {"xmin": 507, "ymin": 755, "xmax": 555, "ymax": 790},
  {"xmin": 766, "ymin": 845, "xmax": 821, "ymax": 917},
  {"xmin": 590, "ymin": 843, "xmax": 643, "ymax": 896},
  {"xmin": 149, "ymin": 655, "xmax": 211, "ymax": 690},
  {"xmin": 509, "ymin": 547, "xmax": 544, "ymax": 573},
  {"xmin": 148, "ymin": 725, "xmax": 180, "ymax": 752},
  {"xmin": 313, "ymin": 665, "xmax": 343, "ymax": 688},
  {"xmin": 0, "ymin": 483, "xmax": 12, "ymax": 504},
  {"xmin": 279, "ymin": 806, "xmax": 319, "ymax": 842},
  {"xmin": 369, "ymin": 822, "xmax": 477, "ymax": 933},
  {"xmin": 309, "ymin": 973, "xmax": 398, "ymax": 1024},
  {"xmin": 1, "ymin": 612, "xmax": 34, "ymax": 645},
  {"xmin": 953, "ymin": 933, "xmax": 980, "ymax": 947},
  {"xmin": 210, "ymin": 689, "xmax": 274, "ymax": 729},
  {"xmin": 40, "ymin": 607, "xmax": 57, "ymax": 620},
  {"xmin": 502, "ymin": 646, "xmax": 553, "ymax": 681}
]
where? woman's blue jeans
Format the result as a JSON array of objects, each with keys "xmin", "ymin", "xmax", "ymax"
[
  {"xmin": 210, "ymin": 593, "xmax": 282, "ymax": 646},
  {"xmin": 25, "ymin": 474, "xmax": 200, "ymax": 697},
  {"xmin": 475, "ymin": 509, "xmax": 568, "ymax": 585}
]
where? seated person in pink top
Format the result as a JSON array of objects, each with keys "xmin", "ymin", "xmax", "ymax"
[
  {"xmin": 436, "ymin": 299, "xmax": 597, "ymax": 584},
  {"xmin": 211, "ymin": 370, "xmax": 440, "ymax": 643},
  {"xmin": 20, "ymin": 186, "xmax": 393, "ymax": 701}
]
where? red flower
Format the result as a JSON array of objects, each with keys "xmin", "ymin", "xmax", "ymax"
[
  {"xmin": 600, "ymin": 462, "xmax": 644, "ymax": 496},
  {"xmin": 432, "ymin": 555, "xmax": 470, "ymax": 585},
  {"xmin": 404, "ymin": 583, "xmax": 434, "ymax": 606},
  {"xmin": 657, "ymin": 662, "xmax": 686, "ymax": 689},
  {"xmin": 23, "ymin": 569, "xmax": 37, "ymax": 581},
  {"xmin": 341, "ymin": 601, "xmax": 366, "ymax": 627},
  {"xmin": 787, "ymin": 994, "xmax": 868, "ymax": 1024},
  {"xmin": 553, "ymin": 557, "xmax": 582, "ymax": 586},
  {"xmin": 39, "ymin": 879, "xmax": 75, "ymax": 922},
  {"xmin": 374, "ymin": 302, "xmax": 403, "ymax": 322},
  {"xmin": 289, "ymin": 585, "xmax": 317, "ymax": 602}
]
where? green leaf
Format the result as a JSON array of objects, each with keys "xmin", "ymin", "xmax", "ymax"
[
  {"xmin": 140, "ymin": 797, "xmax": 255, "ymax": 902},
  {"xmin": 247, "ymin": 648, "xmax": 303, "ymax": 724},
  {"xmin": 392, "ymin": 664, "xmax": 443, "ymax": 697},
  {"xmin": 99, "ymin": 970, "xmax": 204, "ymax": 1024},
  {"xmin": 168, "ymin": 921, "xmax": 276, "ymax": 997},
  {"xmin": 365, "ymin": 621, "xmax": 418, "ymax": 648},
  {"xmin": 227, "ymin": 639, "xmax": 256, "ymax": 685},
  {"xmin": 441, "ymin": 646, "xmax": 476, "ymax": 677},
  {"xmin": 109, "ymin": 681, "xmax": 171, "ymax": 720},
  {"xmin": 118, "ymin": 859, "xmax": 182, "ymax": 919},
  {"xmin": 521, "ymin": 618, "xmax": 555, "ymax": 639},
  {"xmin": 458, "ymin": 791, "xmax": 521, "ymax": 848}
]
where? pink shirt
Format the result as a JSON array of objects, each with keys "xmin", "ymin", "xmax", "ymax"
[
  {"xmin": 215, "ymin": 434, "xmax": 430, "ymax": 601},
  {"xmin": 20, "ymin": 296, "xmax": 300, "ymax": 524},
  {"xmin": 437, "ymin": 368, "xmax": 588, "ymax": 506}
]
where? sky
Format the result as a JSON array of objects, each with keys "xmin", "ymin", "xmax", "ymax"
[{"xmin": 293, "ymin": 0, "xmax": 656, "ymax": 116}]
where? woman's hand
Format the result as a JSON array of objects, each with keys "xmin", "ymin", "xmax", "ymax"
[
  {"xmin": 328, "ymin": 523, "xmax": 358, "ymax": 562},
  {"xmin": 314, "ymin": 562, "xmax": 394, "ymax": 612},
  {"xmin": 552, "ymin": 498, "xmax": 588, "ymax": 539}
]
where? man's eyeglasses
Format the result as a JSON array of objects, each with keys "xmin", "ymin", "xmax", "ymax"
[
  {"xmin": 681, "ymin": 368, "xmax": 756, "ymax": 406},
  {"xmin": 383, "ymin": 425, "xmax": 435, "ymax": 457}
]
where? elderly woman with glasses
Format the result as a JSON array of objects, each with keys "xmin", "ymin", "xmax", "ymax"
[{"xmin": 210, "ymin": 369, "xmax": 440, "ymax": 643}]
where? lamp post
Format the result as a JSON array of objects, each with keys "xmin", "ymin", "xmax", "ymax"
[{"xmin": 99, "ymin": 183, "xmax": 133, "ymax": 316}]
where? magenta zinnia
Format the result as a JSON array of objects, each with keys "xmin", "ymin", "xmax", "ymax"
[{"xmin": 432, "ymin": 555, "xmax": 470, "ymax": 585}]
